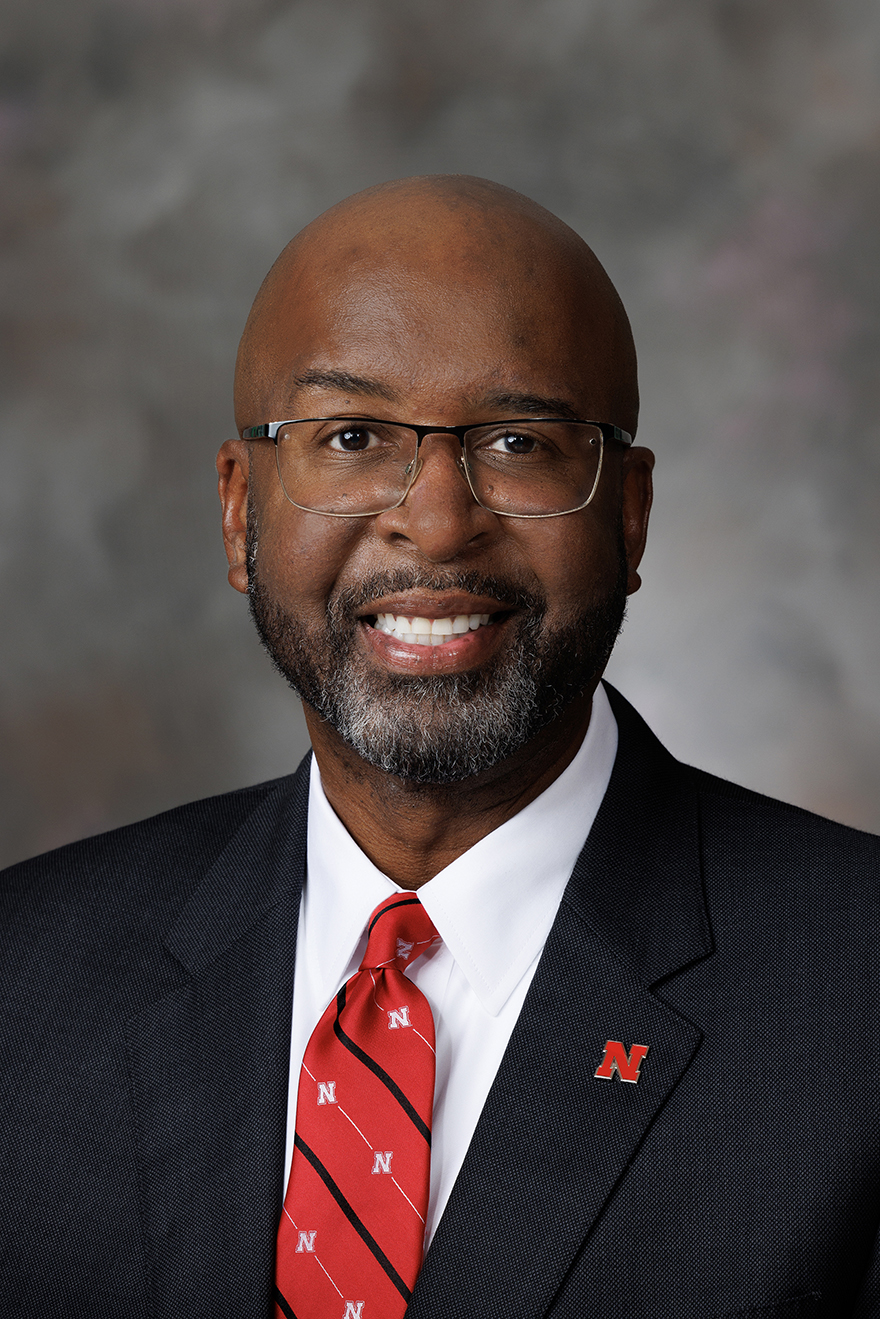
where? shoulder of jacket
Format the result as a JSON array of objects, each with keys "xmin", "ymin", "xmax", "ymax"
[
  {"xmin": 683, "ymin": 761, "xmax": 880, "ymax": 866},
  {"xmin": 0, "ymin": 758, "xmax": 310, "ymax": 915}
]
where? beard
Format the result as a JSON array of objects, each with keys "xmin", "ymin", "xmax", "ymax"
[{"xmin": 247, "ymin": 523, "xmax": 628, "ymax": 785}]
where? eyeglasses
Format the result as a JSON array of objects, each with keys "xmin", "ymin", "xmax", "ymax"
[{"xmin": 241, "ymin": 417, "xmax": 633, "ymax": 519}]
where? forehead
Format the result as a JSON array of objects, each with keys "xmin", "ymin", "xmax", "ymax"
[{"xmin": 246, "ymin": 239, "xmax": 618, "ymax": 422}]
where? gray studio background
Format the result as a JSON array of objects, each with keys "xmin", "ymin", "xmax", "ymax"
[{"xmin": 2, "ymin": 0, "xmax": 879, "ymax": 868}]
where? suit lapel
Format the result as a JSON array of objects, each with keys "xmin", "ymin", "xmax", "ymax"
[
  {"xmin": 126, "ymin": 760, "xmax": 310, "ymax": 1318},
  {"xmin": 410, "ymin": 687, "xmax": 711, "ymax": 1319}
]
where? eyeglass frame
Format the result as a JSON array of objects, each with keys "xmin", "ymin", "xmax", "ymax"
[{"xmin": 241, "ymin": 416, "xmax": 634, "ymax": 520}]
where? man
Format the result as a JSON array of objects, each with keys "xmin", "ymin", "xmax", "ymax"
[{"xmin": 2, "ymin": 176, "xmax": 879, "ymax": 1318}]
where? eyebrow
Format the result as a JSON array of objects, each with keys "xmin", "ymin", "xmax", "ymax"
[
  {"xmin": 291, "ymin": 369, "xmax": 400, "ymax": 404},
  {"xmin": 474, "ymin": 391, "xmax": 583, "ymax": 421}
]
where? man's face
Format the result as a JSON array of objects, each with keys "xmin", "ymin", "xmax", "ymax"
[{"xmin": 225, "ymin": 240, "xmax": 651, "ymax": 784}]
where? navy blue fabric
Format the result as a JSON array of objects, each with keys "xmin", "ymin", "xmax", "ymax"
[{"xmin": 2, "ymin": 686, "xmax": 879, "ymax": 1317}]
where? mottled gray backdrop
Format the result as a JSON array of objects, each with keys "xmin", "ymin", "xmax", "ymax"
[{"xmin": 2, "ymin": 0, "xmax": 879, "ymax": 867}]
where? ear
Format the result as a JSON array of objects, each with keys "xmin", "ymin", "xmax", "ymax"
[
  {"xmin": 620, "ymin": 446, "xmax": 654, "ymax": 595},
  {"xmin": 217, "ymin": 439, "xmax": 251, "ymax": 595}
]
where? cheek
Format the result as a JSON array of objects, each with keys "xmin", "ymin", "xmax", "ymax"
[
  {"xmin": 512, "ymin": 517, "xmax": 622, "ymax": 621},
  {"xmin": 253, "ymin": 505, "xmax": 366, "ymax": 618}
]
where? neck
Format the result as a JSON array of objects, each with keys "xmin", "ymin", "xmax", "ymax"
[{"xmin": 304, "ymin": 686, "xmax": 596, "ymax": 889}]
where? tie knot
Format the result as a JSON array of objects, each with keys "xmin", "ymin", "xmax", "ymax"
[{"xmin": 360, "ymin": 894, "xmax": 440, "ymax": 973}]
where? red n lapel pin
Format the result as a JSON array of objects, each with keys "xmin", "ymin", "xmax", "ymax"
[{"xmin": 594, "ymin": 1039, "xmax": 649, "ymax": 1084}]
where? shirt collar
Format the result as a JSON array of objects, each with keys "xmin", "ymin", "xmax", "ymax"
[{"xmin": 305, "ymin": 683, "xmax": 618, "ymax": 1016}]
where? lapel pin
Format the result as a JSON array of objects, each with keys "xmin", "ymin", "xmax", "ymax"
[{"xmin": 594, "ymin": 1039, "xmax": 649, "ymax": 1084}]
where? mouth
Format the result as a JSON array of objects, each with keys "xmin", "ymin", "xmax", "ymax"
[{"xmin": 356, "ymin": 592, "xmax": 516, "ymax": 671}]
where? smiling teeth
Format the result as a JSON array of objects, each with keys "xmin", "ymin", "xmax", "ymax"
[{"xmin": 373, "ymin": 612, "xmax": 491, "ymax": 645}]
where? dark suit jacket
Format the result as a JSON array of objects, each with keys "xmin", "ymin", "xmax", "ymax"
[{"xmin": 2, "ymin": 685, "xmax": 880, "ymax": 1317}]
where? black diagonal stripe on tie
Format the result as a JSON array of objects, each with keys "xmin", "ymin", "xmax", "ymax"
[
  {"xmin": 293, "ymin": 1134, "xmax": 413, "ymax": 1303},
  {"xmin": 367, "ymin": 896, "xmax": 420, "ymax": 937},
  {"xmin": 275, "ymin": 1286, "xmax": 299, "ymax": 1319},
  {"xmin": 333, "ymin": 984, "xmax": 431, "ymax": 1145}
]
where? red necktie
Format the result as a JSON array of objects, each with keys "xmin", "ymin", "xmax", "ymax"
[{"xmin": 276, "ymin": 894, "xmax": 440, "ymax": 1319}]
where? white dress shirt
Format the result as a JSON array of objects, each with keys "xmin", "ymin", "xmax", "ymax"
[{"xmin": 284, "ymin": 683, "xmax": 618, "ymax": 1243}]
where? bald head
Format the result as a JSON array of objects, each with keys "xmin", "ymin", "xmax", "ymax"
[{"xmin": 234, "ymin": 175, "xmax": 638, "ymax": 438}]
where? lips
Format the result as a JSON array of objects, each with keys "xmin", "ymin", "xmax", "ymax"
[{"xmin": 357, "ymin": 592, "xmax": 512, "ymax": 672}]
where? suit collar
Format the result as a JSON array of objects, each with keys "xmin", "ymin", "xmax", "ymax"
[
  {"xmin": 163, "ymin": 757, "xmax": 311, "ymax": 975},
  {"xmin": 161, "ymin": 685, "xmax": 706, "ymax": 989},
  {"xmin": 563, "ymin": 681, "xmax": 712, "ymax": 986}
]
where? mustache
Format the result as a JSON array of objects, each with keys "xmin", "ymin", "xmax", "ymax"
[{"xmin": 330, "ymin": 569, "xmax": 547, "ymax": 621}]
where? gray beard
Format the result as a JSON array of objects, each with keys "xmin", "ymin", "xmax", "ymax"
[{"xmin": 247, "ymin": 529, "xmax": 628, "ymax": 785}]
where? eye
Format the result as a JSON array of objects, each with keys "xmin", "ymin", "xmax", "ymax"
[
  {"xmin": 483, "ymin": 429, "xmax": 540, "ymax": 455},
  {"xmin": 326, "ymin": 424, "xmax": 380, "ymax": 452}
]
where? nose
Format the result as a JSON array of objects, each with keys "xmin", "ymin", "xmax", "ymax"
[{"xmin": 374, "ymin": 432, "xmax": 496, "ymax": 562}]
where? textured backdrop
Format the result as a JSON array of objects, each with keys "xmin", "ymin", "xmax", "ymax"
[{"xmin": 2, "ymin": 0, "xmax": 879, "ymax": 867}]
